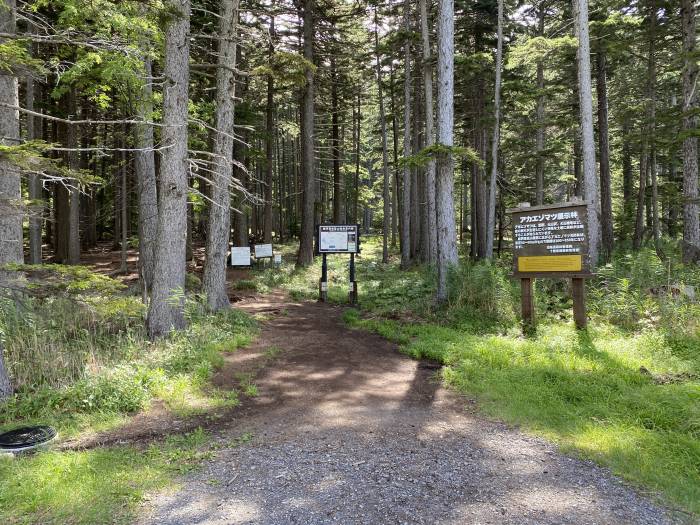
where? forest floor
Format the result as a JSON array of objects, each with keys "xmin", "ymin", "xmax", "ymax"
[{"xmin": 136, "ymin": 290, "xmax": 682, "ymax": 525}]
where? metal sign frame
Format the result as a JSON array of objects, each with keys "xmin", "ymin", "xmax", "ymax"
[{"xmin": 314, "ymin": 224, "xmax": 361, "ymax": 304}]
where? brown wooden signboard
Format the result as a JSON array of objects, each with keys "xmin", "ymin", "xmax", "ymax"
[{"xmin": 507, "ymin": 200, "xmax": 594, "ymax": 332}]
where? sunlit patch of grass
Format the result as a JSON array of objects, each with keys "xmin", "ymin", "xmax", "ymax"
[{"xmin": 0, "ymin": 428, "xmax": 212, "ymax": 525}]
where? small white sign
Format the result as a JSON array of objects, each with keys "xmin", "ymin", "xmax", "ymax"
[
  {"xmin": 230, "ymin": 247, "xmax": 251, "ymax": 266},
  {"xmin": 274, "ymin": 253, "xmax": 282, "ymax": 264},
  {"xmin": 254, "ymin": 243, "xmax": 273, "ymax": 258}
]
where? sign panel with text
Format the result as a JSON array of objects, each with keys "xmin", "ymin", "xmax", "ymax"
[
  {"xmin": 509, "ymin": 202, "xmax": 591, "ymax": 277},
  {"xmin": 230, "ymin": 247, "xmax": 251, "ymax": 267},
  {"xmin": 254, "ymin": 243, "xmax": 273, "ymax": 259},
  {"xmin": 316, "ymin": 225, "xmax": 360, "ymax": 254}
]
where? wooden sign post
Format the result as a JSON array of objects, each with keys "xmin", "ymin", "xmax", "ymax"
[
  {"xmin": 315, "ymin": 224, "xmax": 361, "ymax": 303},
  {"xmin": 508, "ymin": 200, "xmax": 594, "ymax": 332}
]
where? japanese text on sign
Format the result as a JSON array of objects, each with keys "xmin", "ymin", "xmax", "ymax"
[{"xmin": 509, "ymin": 202, "xmax": 590, "ymax": 275}]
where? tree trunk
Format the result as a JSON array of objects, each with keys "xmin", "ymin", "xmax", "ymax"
[
  {"xmin": 0, "ymin": 0, "xmax": 20, "ymax": 399},
  {"xmin": 633, "ymin": 152, "xmax": 647, "ymax": 250},
  {"xmin": 203, "ymin": 0, "xmax": 238, "ymax": 311},
  {"xmin": 535, "ymin": 5, "xmax": 546, "ymax": 205},
  {"xmin": 374, "ymin": 8, "xmax": 390, "ymax": 264},
  {"xmin": 297, "ymin": 0, "xmax": 315, "ymax": 267},
  {"xmin": 411, "ymin": 63, "xmax": 421, "ymax": 260},
  {"xmin": 435, "ymin": 0, "xmax": 458, "ymax": 302},
  {"xmin": 354, "ymin": 92, "xmax": 361, "ymax": 225},
  {"xmin": 420, "ymin": 0, "xmax": 437, "ymax": 264},
  {"xmin": 647, "ymin": 2, "xmax": 661, "ymax": 257},
  {"xmin": 681, "ymin": 0, "xmax": 699, "ymax": 262},
  {"xmin": 390, "ymin": 64, "xmax": 400, "ymax": 248},
  {"xmin": 621, "ymin": 116, "xmax": 634, "ymax": 239},
  {"xmin": 135, "ymin": 54, "xmax": 158, "ymax": 294},
  {"xmin": 401, "ymin": 0, "xmax": 412, "ymax": 269},
  {"xmin": 26, "ymin": 27, "xmax": 43, "ymax": 264},
  {"xmin": 573, "ymin": 0, "xmax": 600, "ymax": 268},
  {"xmin": 596, "ymin": 45, "xmax": 613, "ymax": 261},
  {"xmin": 263, "ymin": 17, "xmax": 275, "ymax": 244},
  {"xmin": 331, "ymin": 54, "xmax": 342, "ymax": 225},
  {"xmin": 67, "ymin": 89, "xmax": 81, "ymax": 264},
  {"xmin": 147, "ymin": 0, "xmax": 190, "ymax": 337},
  {"xmin": 485, "ymin": 0, "xmax": 504, "ymax": 259},
  {"xmin": 120, "ymin": 139, "xmax": 128, "ymax": 273}
]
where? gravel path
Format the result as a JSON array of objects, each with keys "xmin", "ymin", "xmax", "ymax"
[{"xmin": 138, "ymin": 293, "xmax": 683, "ymax": 525}]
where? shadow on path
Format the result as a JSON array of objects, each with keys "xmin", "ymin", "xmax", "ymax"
[{"xmin": 137, "ymin": 292, "xmax": 681, "ymax": 525}]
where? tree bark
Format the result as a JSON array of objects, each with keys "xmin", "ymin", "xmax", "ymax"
[
  {"xmin": 0, "ymin": 0, "xmax": 20, "ymax": 399},
  {"xmin": 633, "ymin": 151, "xmax": 647, "ymax": 250},
  {"xmin": 147, "ymin": 0, "xmax": 190, "ymax": 337},
  {"xmin": 420, "ymin": 0, "xmax": 437, "ymax": 263},
  {"xmin": 203, "ymin": 0, "xmax": 238, "ymax": 311},
  {"xmin": 390, "ymin": 65, "xmax": 400, "ymax": 248},
  {"xmin": 331, "ymin": 54, "xmax": 342, "ymax": 225},
  {"xmin": 647, "ymin": 2, "xmax": 661, "ymax": 257},
  {"xmin": 354, "ymin": 92, "xmax": 360, "ymax": 225},
  {"xmin": 297, "ymin": 0, "xmax": 316, "ymax": 267},
  {"xmin": 573, "ymin": 0, "xmax": 601, "ymax": 268},
  {"xmin": 411, "ymin": 61, "xmax": 421, "ymax": 260},
  {"xmin": 401, "ymin": 0, "xmax": 412, "ymax": 269},
  {"xmin": 67, "ymin": 89, "xmax": 80, "ymax": 264},
  {"xmin": 681, "ymin": 0, "xmax": 699, "ymax": 262},
  {"xmin": 135, "ymin": 54, "xmax": 158, "ymax": 294},
  {"xmin": 621, "ymin": 116, "xmax": 633, "ymax": 239},
  {"xmin": 435, "ymin": 0, "xmax": 458, "ymax": 302},
  {"xmin": 485, "ymin": 0, "xmax": 504, "ymax": 259},
  {"xmin": 264, "ymin": 16, "xmax": 275, "ymax": 243},
  {"xmin": 120, "ymin": 136, "xmax": 128, "ymax": 273},
  {"xmin": 26, "ymin": 26, "xmax": 42, "ymax": 264},
  {"xmin": 535, "ymin": 5, "xmax": 546, "ymax": 205},
  {"xmin": 374, "ymin": 8, "xmax": 390, "ymax": 264},
  {"xmin": 596, "ymin": 45, "xmax": 613, "ymax": 261}
]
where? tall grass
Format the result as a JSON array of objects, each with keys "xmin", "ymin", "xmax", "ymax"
[{"xmin": 0, "ymin": 265, "xmax": 257, "ymax": 433}]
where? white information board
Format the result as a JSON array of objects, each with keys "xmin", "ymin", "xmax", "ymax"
[
  {"xmin": 230, "ymin": 247, "xmax": 251, "ymax": 266},
  {"xmin": 254, "ymin": 243, "xmax": 273, "ymax": 259},
  {"xmin": 317, "ymin": 225, "xmax": 360, "ymax": 254},
  {"xmin": 321, "ymin": 231, "xmax": 347, "ymax": 252}
]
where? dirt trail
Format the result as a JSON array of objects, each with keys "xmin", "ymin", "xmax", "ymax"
[{"xmin": 138, "ymin": 292, "xmax": 681, "ymax": 525}]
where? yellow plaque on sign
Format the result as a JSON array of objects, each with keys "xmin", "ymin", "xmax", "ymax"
[{"xmin": 518, "ymin": 255, "xmax": 582, "ymax": 272}]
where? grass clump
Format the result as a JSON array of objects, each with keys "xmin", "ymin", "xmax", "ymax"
[
  {"xmin": 0, "ymin": 427, "xmax": 214, "ymax": 525},
  {"xmin": 0, "ymin": 265, "xmax": 258, "ymax": 435}
]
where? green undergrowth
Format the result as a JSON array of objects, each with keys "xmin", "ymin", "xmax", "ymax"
[
  {"xmin": 0, "ymin": 265, "xmax": 260, "ymax": 524},
  {"xmin": 0, "ymin": 264, "xmax": 259, "ymax": 431},
  {"xmin": 0, "ymin": 427, "xmax": 252, "ymax": 525},
  {"xmin": 1, "ymin": 299, "xmax": 257, "ymax": 436}
]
